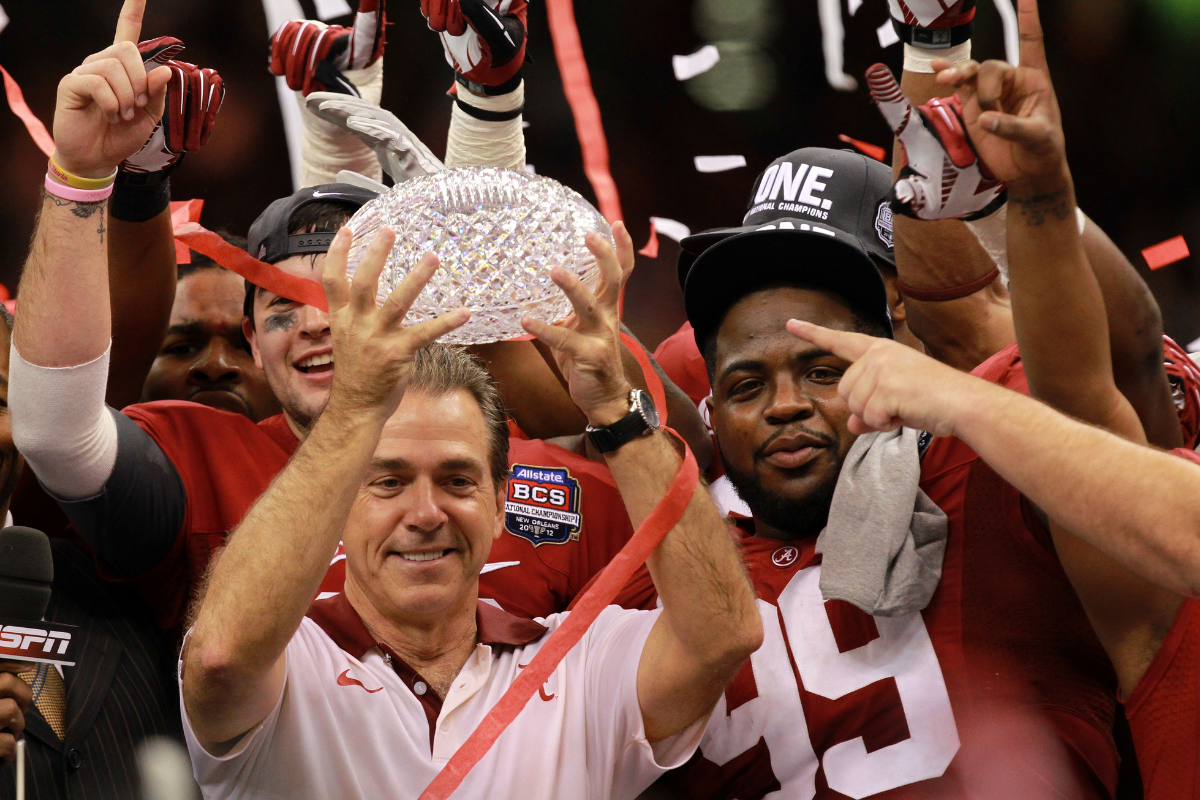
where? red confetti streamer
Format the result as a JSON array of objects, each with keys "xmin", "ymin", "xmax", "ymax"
[
  {"xmin": 638, "ymin": 219, "xmax": 659, "ymax": 258},
  {"xmin": 174, "ymin": 223, "xmax": 329, "ymax": 310},
  {"xmin": 170, "ymin": 200, "xmax": 205, "ymax": 264},
  {"xmin": 1, "ymin": 64, "xmax": 54, "ymax": 157},
  {"xmin": 545, "ymin": 0, "xmax": 622, "ymax": 223},
  {"xmin": 838, "ymin": 134, "xmax": 886, "ymax": 162},
  {"xmin": 417, "ymin": 432, "xmax": 699, "ymax": 800},
  {"xmin": 1142, "ymin": 236, "xmax": 1190, "ymax": 270}
]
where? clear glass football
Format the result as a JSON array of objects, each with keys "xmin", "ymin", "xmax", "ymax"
[{"xmin": 345, "ymin": 167, "xmax": 613, "ymax": 345}]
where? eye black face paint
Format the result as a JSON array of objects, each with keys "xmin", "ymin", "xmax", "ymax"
[{"xmin": 264, "ymin": 311, "xmax": 298, "ymax": 333}]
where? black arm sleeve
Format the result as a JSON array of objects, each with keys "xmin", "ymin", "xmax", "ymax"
[{"xmin": 52, "ymin": 408, "xmax": 187, "ymax": 577}]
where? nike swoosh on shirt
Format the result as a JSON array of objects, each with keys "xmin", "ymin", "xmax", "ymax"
[
  {"xmin": 480, "ymin": 561, "xmax": 521, "ymax": 575},
  {"xmin": 337, "ymin": 669, "xmax": 383, "ymax": 693}
]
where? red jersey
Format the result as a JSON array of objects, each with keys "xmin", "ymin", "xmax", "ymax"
[
  {"xmin": 479, "ymin": 438, "xmax": 636, "ymax": 619},
  {"xmin": 1121, "ymin": 446, "xmax": 1200, "ymax": 800},
  {"xmin": 625, "ymin": 343, "xmax": 1118, "ymax": 799},
  {"xmin": 653, "ymin": 321, "xmax": 711, "ymax": 408},
  {"xmin": 123, "ymin": 403, "xmax": 634, "ymax": 629}
]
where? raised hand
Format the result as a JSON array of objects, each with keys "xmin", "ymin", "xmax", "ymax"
[
  {"xmin": 121, "ymin": 38, "xmax": 225, "ymax": 176},
  {"xmin": 321, "ymin": 227, "xmax": 470, "ymax": 419},
  {"xmin": 866, "ymin": 62, "xmax": 1005, "ymax": 220},
  {"xmin": 52, "ymin": 0, "xmax": 172, "ymax": 178},
  {"xmin": 269, "ymin": 0, "xmax": 387, "ymax": 97},
  {"xmin": 422, "ymin": 0, "xmax": 528, "ymax": 91},
  {"xmin": 932, "ymin": 0, "xmax": 1065, "ymax": 187},
  {"xmin": 306, "ymin": 93, "xmax": 446, "ymax": 181},
  {"xmin": 785, "ymin": 319, "xmax": 979, "ymax": 438},
  {"xmin": 520, "ymin": 221, "xmax": 636, "ymax": 426}
]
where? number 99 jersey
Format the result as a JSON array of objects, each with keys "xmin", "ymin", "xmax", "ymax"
[
  {"xmin": 665, "ymin": 527, "xmax": 1114, "ymax": 800},
  {"xmin": 660, "ymin": 343, "xmax": 1119, "ymax": 800}
]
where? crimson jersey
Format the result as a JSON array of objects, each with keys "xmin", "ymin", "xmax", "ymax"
[
  {"xmin": 653, "ymin": 321, "xmax": 710, "ymax": 408},
  {"xmin": 123, "ymin": 403, "xmax": 633, "ymax": 629},
  {"xmin": 1121, "ymin": 446, "xmax": 1200, "ymax": 800},
  {"xmin": 620, "ymin": 343, "xmax": 1119, "ymax": 799}
]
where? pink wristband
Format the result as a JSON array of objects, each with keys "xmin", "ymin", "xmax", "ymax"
[{"xmin": 43, "ymin": 174, "xmax": 113, "ymax": 203}]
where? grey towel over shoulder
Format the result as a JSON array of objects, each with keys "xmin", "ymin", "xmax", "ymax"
[{"xmin": 814, "ymin": 427, "xmax": 948, "ymax": 617}]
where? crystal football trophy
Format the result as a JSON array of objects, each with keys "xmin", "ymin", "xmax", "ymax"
[{"xmin": 345, "ymin": 167, "xmax": 614, "ymax": 346}]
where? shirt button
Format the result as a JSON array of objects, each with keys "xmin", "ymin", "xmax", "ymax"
[{"xmin": 413, "ymin": 681, "xmax": 428, "ymax": 696}]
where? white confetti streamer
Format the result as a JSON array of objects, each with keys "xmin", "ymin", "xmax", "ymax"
[
  {"xmin": 694, "ymin": 155, "xmax": 747, "ymax": 173},
  {"xmin": 672, "ymin": 45, "xmax": 721, "ymax": 81},
  {"xmin": 877, "ymin": 19, "xmax": 900, "ymax": 48},
  {"xmin": 313, "ymin": 0, "xmax": 353, "ymax": 19},
  {"xmin": 650, "ymin": 217, "xmax": 691, "ymax": 243}
]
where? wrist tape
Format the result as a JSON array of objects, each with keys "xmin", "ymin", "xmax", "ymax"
[
  {"xmin": 299, "ymin": 56, "xmax": 384, "ymax": 188},
  {"xmin": 445, "ymin": 81, "xmax": 526, "ymax": 171},
  {"xmin": 903, "ymin": 41, "xmax": 971, "ymax": 73}
]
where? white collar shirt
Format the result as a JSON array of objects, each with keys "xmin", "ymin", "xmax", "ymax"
[{"xmin": 180, "ymin": 593, "xmax": 706, "ymax": 799}]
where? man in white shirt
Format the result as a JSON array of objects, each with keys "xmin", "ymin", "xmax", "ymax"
[{"xmin": 176, "ymin": 206, "xmax": 762, "ymax": 796}]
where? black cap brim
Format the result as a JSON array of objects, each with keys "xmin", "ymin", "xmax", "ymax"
[{"xmin": 683, "ymin": 224, "xmax": 892, "ymax": 353}]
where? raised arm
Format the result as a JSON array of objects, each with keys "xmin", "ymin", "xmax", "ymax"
[
  {"xmin": 183, "ymin": 229, "xmax": 469, "ymax": 750},
  {"xmin": 522, "ymin": 223, "xmax": 762, "ymax": 742},
  {"xmin": 107, "ymin": 44, "xmax": 226, "ymax": 409},
  {"xmin": 11, "ymin": 0, "xmax": 190, "ymax": 552}
]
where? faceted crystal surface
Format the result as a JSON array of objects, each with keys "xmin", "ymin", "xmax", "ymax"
[{"xmin": 345, "ymin": 167, "xmax": 613, "ymax": 345}]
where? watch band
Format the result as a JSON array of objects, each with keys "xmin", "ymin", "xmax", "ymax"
[{"xmin": 585, "ymin": 390, "xmax": 658, "ymax": 454}]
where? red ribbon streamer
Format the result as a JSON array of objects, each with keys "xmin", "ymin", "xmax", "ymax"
[
  {"xmin": 173, "ymin": 223, "xmax": 330, "ymax": 310},
  {"xmin": 1, "ymin": 65, "xmax": 55, "ymax": 158},
  {"xmin": 837, "ymin": 134, "xmax": 886, "ymax": 163},
  {"xmin": 620, "ymin": 330, "xmax": 668, "ymax": 427},
  {"xmin": 418, "ymin": 432, "xmax": 699, "ymax": 800},
  {"xmin": 638, "ymin": 219, "xmax": 660, "ymax": 258},
  {"xmin": 170, "ymin": 200, "xmax": 205, "ymax": 264},
  {"xmin": 545, "ymin": 0, "xmax": 622, "ymax": 223},
  {"xmin": 1143, "ymin": 235, "xmax": 1190, "ymax": 270}
]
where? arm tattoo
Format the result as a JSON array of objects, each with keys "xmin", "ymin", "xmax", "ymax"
[
  {"xmin": 43, "ymin": 191, "xmax": 108, "ymax": 242},
  {"xmin": 1010, "ymin": 187, "xmax": 1072, "ymax": 226}
]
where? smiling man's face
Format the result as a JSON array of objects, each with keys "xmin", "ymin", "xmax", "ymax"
[
  {"xmin": 244, "ymin": 253, "xmax": 333, "ymax": 434},
  {"xmin": 342, "ymin": 389, "xmax": 505, "ymax": 625},
  {"xmin": 707, "ymin": 286, "xmax": 862, "ymax": 540}
]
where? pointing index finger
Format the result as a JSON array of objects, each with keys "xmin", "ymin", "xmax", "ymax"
[
  {"xmin": 1016, "ymin": 0, "xmax": 1047, "ymax": 71},
  {"xmin": 113, "ymin": 0, "xmax": 146, "ymax": 45},
  {"xmin": 785, "ymin": 319, "xmax": 873, "ymax": 362}
]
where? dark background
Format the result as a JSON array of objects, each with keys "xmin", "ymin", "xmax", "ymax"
[{"xmin": 0, "ymin": 0, "xmax": 1197, "ymax": 350}]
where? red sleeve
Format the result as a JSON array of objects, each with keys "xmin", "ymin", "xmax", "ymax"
[
  {"xmin": 653, "ymin": 322, "xmax": 711, "ymax": 408},
  {"xmin": 1122, "ymin": 598, "xmax": 1200, "ymax": 799},
  {"xmin": 121, "ymin": 401, "xmax": 293, "ymax": 632}
]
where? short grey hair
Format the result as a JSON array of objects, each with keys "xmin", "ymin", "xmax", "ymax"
[{"xmin": 408, "ymin": 343, "xmax": 510, "ymax": 488}]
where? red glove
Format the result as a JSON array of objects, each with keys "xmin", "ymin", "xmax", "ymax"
[
  {"xmin": 421, "ymin": 0, "xmax": 527, "ymax": 92},
  {"xmin": 269, "ymin": 0, "xmax": 387, "ymax": 96},
  {"xmin": 121, "ymin": 38, "xmax": 224, "ymax": 176},
  {"xmin": 867, "ymin": 63, "xmax": 1004, "ymax": 220}
]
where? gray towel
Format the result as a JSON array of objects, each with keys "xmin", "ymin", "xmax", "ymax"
[{"xmin": 814, "ymin": 427, "xmax": 948, "ymax": 617}]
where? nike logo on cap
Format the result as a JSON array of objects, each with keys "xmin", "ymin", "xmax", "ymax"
[{"xmin": 310, "ymin": 191, "xmax": 345, "ymax": 198}]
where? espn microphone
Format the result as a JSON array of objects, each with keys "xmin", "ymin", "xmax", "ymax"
[{"xmin": 0, "ymin": 527, "xmax": 77, "ymax": 667}]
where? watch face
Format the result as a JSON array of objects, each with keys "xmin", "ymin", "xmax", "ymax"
[{"xmin": 634, "ymin": 389, "xmax": 660, "ymax": 430}]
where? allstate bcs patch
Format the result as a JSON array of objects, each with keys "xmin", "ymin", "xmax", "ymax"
[{"xmin": 505, "ymin": 464, "xmax": 582, "ymax": 546}]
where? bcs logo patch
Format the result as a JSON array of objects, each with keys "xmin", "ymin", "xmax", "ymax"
[{"xmin": 505, "ymin": 465, "xmax": 583, "ymax": 546}]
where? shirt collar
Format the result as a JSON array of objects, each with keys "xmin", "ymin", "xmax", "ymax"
[{"xmin": 306, "ymin": 592, "xmax": 547, "ymax": 659}]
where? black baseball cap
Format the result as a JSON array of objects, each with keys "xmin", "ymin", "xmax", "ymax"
[
  {"xmin": 680, "ymin": 148, "xmax": 896, "ymax": 352},
  {"xmin": 247, "ymin": 183, "xmax": 379, "ymax": 264}
]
